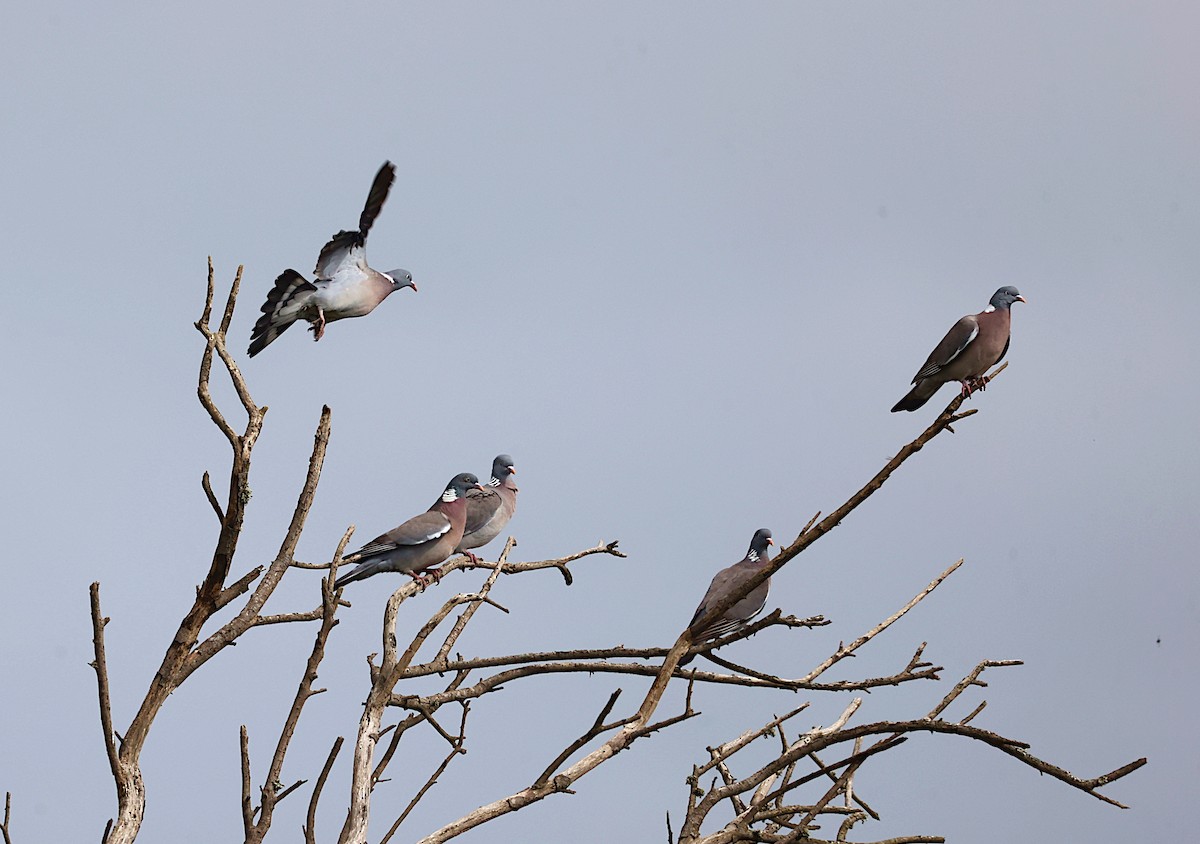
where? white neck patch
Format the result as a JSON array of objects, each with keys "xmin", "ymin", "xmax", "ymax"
[
  {"xmin": 441, "ymin": 487, "xmax": 459, "ymax": 503},
  {"xmin": 488, "ymin": 477, "xmax": 501, "ymax": 487},
  {"xmin": 747, "ymin": 548, "xmax": 760, "ymax": 562},
  {"xmin": 983, "ymin": 304, "xmax": 996, "ymax": 313}
]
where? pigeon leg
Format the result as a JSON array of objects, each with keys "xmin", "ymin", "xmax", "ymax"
[
  {"xmin": 960, "ymin": 377, "xmax": 987, "ymax": 398},
  {"xmin": 462, "ymin": 551, "xmax": 480, "ymax": 567},
  {"xmin": 311, "ymin": 308, "xmax": 327, "ymax": 341}
]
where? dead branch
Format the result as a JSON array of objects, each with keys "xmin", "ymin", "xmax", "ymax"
[
  {"xmin": 90, "ymin": 264, "xmax": 333, "ymax": 844},
  {"xmin": 340, "ymin": 540, "xmax": 522, "ymax": 842},
  {"xmin": 304, "ymin": 737, "xmax": 344, "ymax": 844},
  {"xmin": 377, "ymin": 703, "xmax": 471, "ymax": 844},
  {"xmin": 243, "ymin": 528, "xmax": 351, "ymax": 842},
  {"xmin": 2, "ymin": 792, "xmax": 12, "ymax": 844},
  {"xmin": 688, "ymin": 372, "xmax": 1005, "ymax": 657},
  {"xmin": 800, "ymin": 559, "xmax": 961, "ymax": 683},
  {"xmin": 677, "ymin": 693, "xmax": 1146, "ymax": 844}
]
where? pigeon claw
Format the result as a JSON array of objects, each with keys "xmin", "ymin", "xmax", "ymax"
[
  {"xmin": 310, "ymin": 308, "xmax": 327, "ymax": 342},
  {"xmin": 407, "ymin": 567, "xmax": 444, "ymax": 590},
  {"xmin": 959, "ymin": 376, "xmax": 988, "ymax": 399}
]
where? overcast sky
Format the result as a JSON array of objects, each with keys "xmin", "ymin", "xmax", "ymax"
[{"xmin": 1, "ymin": 3, "xmax": 1196, "ymax": 842}]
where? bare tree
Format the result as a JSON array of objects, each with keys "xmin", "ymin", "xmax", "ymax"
[{"xmin": 1, "ymin": 264, "xmax": 1144, "ymax": 842}]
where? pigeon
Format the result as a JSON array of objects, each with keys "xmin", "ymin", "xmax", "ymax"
[
  {"xmin": 333, "ymin": 473, "xmax": 483, "ymax": 589},
  {"xmin": 449, "ymin": 454, "xmax": 518, "ymax": 563},
  {"xmin": 891, "ymin": 286, "xmax": 1026, "ymax": 412},
  {"xmin": 683, "ymin": 528, "xmax": 775, "ymax": 663},
  {"xmin": 248, "ymin": 161, "xmax": 416, "ymax": 357}
]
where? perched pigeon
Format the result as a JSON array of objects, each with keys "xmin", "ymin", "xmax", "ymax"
[
  {"xmin": 683, "ymin": 528, "xmax": 775, "ymax": 663},
  {"xmin": 334, "ymin": 473, "xmax": 483, "ymax": 589},
  {"xmin": 248, "ymin": 161, "xmax": 416, "ymax": 357},
  {"xmin": 891, "ymin": 286, "xmax": 1026, "ymax": 412},
  {"xmin": 451, "ymin": 454, "xmax": 518, "ymax": 562}
]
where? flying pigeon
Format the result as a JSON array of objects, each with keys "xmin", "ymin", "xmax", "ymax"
[
  {"xmin": 248, "ymin": 161, "xmax": 416, "ymax": 357},
  {"xmin": 683, "ymin": 528, "xmax": 775, "ymax": 664},
  {"xmin": 448, "ymin": 454, "xmax": 518, "ymax": 563},
  {"xmin": 891, "ymin": 286, "xmax": 1026, "ymax": 412},
  {"xmin": 334, "ymin": 473, "xmax": 483, "ymax": 589}
]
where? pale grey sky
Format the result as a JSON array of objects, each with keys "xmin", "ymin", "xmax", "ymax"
[{"xmin": 1, "ymin": 2, "xmax": 1195, "ymax": 842}]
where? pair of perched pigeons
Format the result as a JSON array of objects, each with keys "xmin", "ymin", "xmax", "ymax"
[
  {"xmin": 333, "ymin": 455, "xmax": 518, "ymax": 589},
  {"xmin": 247, "ymin": 161, "xmax": 1027, "ymax": 659}
]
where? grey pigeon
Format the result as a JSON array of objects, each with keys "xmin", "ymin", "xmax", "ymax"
[
  {"xmin": 683, "ymin": 528, "xmax": 775, "ymax": 663},
  {"xmin": 334, "ymin": 473, "xmax": 482, "ymax": 589},
  {"xmin": 891, "ymin": 286, "xmax": 1026, "ymax": 412},
  {"xmin": 452, "ymin": 454, "xmax": 518, "ymax": 562},
  {"xmin": 249, "ymin": 161, "xmax": 416, "ymax": 357}
]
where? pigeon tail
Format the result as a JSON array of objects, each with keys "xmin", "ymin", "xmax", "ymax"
[
  {"xmin": 890, "ymin": 379, "xmax": 940, "ymax": 413},
  {"xmin": 334, "ymin": 559, "xmax": 380, "ymax": 589},
  {"xmin": 248, "ymin": 269, "xmax": 317, "ymax": 357}
]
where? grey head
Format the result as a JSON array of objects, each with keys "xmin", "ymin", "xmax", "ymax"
[
  {"xmin": 747, "ymin": 528, "xmax": 774, "ymax": 561},
  {"xmin": 988, "ymin": 286, "xmax": 1026, "ymax": 310},
  {"xmin": 444, "ymin": 472, "xmax": 483, "ymax": 500},
  {"xmin": 384, "ymin": 269, "xmax": 417, "ymax": 293},
  {"xmin": 489, "ymin": 454, "xmax": 516, "ymax": 484}
]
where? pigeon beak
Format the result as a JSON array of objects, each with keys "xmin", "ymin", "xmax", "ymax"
[
  {"xmin": 410, "ymin": 282, "xmax": 419, "ymax": 292},
  {"xmin": 1016, "ymin": 294, "xmax": 1027, "ymax": 303},
  {"xmin": 509, "ymin": 466, "xmax": 517, "ymax": 474},
  {"xmin": 768, "ymin": 538, "xmax": 775, "ymax": 546}
]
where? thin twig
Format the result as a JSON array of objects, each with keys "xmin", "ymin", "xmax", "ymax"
[
  {"xmin": 533, "ymin": 690, "xmax": 630, "ymax": 788},
  {"xmin": 88, "ymin": 584, "xmax": 119, "ymax": 777},
  {"xmin": 239, "ymin": 726, "xmax": 253, "ymax": 838},
  {"xmin": 304, "ymin": 737, "xmax": 343, "ymax": 844},
  {"xmin": 201, "ymin": 471, "xmax": 224, "ymax": 523},
  {"xmin": 800, "ymin": 561, "xmax": 962, "ymax": 684},
  {"xmin": 378, "ymin": 704, "xmax": 471, "ymax": 844},
  {"xmin": 2, "ymin": 792, "xmax": 12, "ymax": 844}
]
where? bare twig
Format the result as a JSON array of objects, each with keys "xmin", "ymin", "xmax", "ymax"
[
  {"xmin": 88, "ymin": 585, "xmax": 119, "ymax": 779},
  {"xmin": 201, "ymin": 471, "xmax": 224, "ymax": 524},
  {"xmin": 239, "ymin": 726, "xmax": 253, "ymax": 838},
  {"xmin": 800, "ymin": 561, "xmax": 961, "ymax": 684},
  {"xmin": 378, "ymin": 704, "xmax": 471, "ymax": 844},
  {"xmin": 245, "ymin": 529, "xmax": 351, "ymax": 842},
  {"xmin": 433, "ymin": 539, "xmax": 515, "ymax": 664},
  {"xmin": 2, "ymin": 792, "xmax": 12, "ymax": 844},
  {"xmin": 533, "ymin": 690, "xmax": 631, "ymax": 788},
  {"xmin": 304, "ymin": 737, "xmax": 344, "ymax": 844},
  {"xmin": 926, "ymin": 659, "xmax": 1022, "ymax": 721}
]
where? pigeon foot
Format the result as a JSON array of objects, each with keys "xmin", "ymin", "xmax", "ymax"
[{"xmin": 407, "ymin": 567, "xmax": 444, "ymax": 590}]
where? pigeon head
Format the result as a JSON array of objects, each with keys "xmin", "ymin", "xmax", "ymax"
[
  {"xmin": 989, "ymin": 286, "xmax": 1026, "ymax": 310},
  {"xmin": 490, "ymin": 454, "xmax": 516, "ymax": 483},
  {"xmin": 747, "ymin": 528, "xmax": 774, "ymax": 561},
  {"xmin": 442, "ymin": 472, "xmax": 483, "ymax": 502},
  {"xmin": 385, "ymin": 269, "xmax": 417, "ymax": 292}
]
